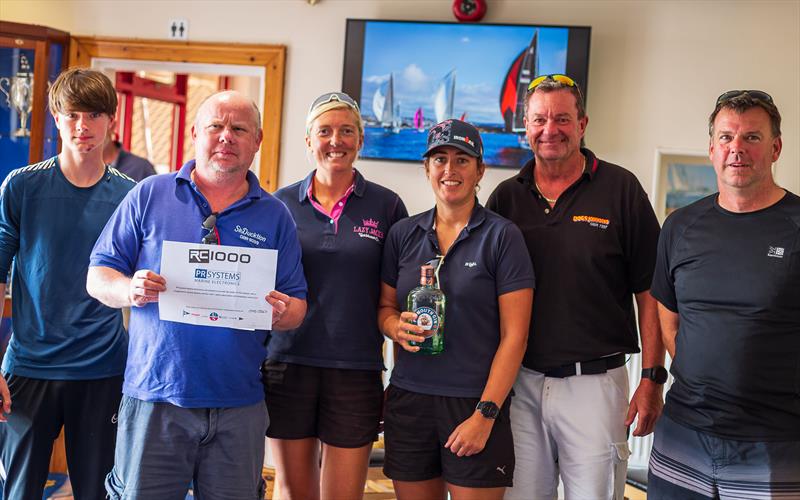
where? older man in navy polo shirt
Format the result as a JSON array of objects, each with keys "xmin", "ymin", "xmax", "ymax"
[
  {"xmin": 487, "ymin": 75, "xmax": 665, "ymax": 499},
  {"xmin": 87, "ymin": 90, "xmax": 307, "ymax": 499}
]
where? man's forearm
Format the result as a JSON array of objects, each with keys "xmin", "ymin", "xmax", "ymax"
[
  {"xmin": 636, "ymin": 290, "xmax": 666, "ymax": 367},
  {"xmin": 87, "ymin": 266, "xmax": 132, "ymax": 308},
  {"xmin": 656, "ymin": 302, "xmax": 679, "ymax": 359}
]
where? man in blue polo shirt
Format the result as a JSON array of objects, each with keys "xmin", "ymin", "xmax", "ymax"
[{"xmin": 87, "ymin": 90, "xmax": 307, "ymax": 499}]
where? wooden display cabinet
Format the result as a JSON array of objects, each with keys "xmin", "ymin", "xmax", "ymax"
[{"xmin": 0, "ymin": 21, "xmax": 69, "ymax": 177}]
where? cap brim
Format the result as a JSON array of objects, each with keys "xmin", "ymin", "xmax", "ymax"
[{"xmin": 422, "ymin": 143, "xmax": 480, "ymax": 159}]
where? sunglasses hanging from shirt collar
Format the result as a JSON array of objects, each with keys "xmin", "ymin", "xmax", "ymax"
[{"xmin": 201, "ymin": 212, "xmax": 219, "ymax": 245}]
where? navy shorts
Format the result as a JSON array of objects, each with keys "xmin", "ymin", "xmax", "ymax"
[
  {"xmin": 263, "ymin": 361, "xmax": 383, "ymax": 448},
  {"xmin": 382, "ymin": 385, "xmax": 514, "ymax": 488},
  {"xmin": 0, "ymin": 374, "xmax": 122, "ymax": 500},
  {"xmin": 648, "ymin": 413, "xmax": 800, "ymax": 499}
]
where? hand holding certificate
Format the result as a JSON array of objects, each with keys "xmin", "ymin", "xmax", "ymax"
[{"xmin": 158, "ymin": 240, "xmax": 278, "ymax": 330}]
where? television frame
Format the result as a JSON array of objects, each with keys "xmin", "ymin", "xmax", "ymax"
[{"xmin": 342, "ymin": 18, "xmax": 592, "ymax": 168}]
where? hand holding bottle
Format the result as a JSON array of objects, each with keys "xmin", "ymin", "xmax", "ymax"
[{"xmin": 391, "ymin": 311, "xmax": 426, "ymax": 352}]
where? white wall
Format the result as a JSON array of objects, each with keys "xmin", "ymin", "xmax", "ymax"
[{"xmin": 2, "ymin": 0, "xmax": 798, "ymax": 215}]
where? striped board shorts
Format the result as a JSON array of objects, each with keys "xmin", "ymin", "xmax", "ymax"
[{"xmin": 647, "ymin": 414, "xmax": 800, "ymax": 499}]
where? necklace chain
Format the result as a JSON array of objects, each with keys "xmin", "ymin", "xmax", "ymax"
[{"xmin": 535, "ymin": 154, "xmax": 586, "ymax": 205}]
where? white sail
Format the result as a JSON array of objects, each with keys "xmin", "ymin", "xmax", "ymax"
[
  {"xmin": 372, "ymin": 74, "xmax": 396, "ymax": 127},
  {"xmin": 372, "ymin": 85, "xmax": 386, "ymax": 124},
  {"xmin": 434, "ymin": 70, "xmax": 456, "ymax": 123},
  {"xmin": 668, "ymin": 164, "xmax": 691, "ymax": 192}
]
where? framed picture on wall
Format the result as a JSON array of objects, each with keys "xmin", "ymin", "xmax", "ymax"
[
  {"xmin": 342, "ymin": 19, "xmax": 592, "ymax": 168},
  {"xmin": 652, "ymin": 149, "xmax": 718, "ymax": 222}
]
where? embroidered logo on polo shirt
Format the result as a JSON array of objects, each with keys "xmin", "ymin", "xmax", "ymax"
[
  {"xmin": 572, "ymin": 214, "xmax": 609, "ymax": 230},
  {"xmin": 464, "ymin": 261, "xmax": 477, "ymax": 267},
  {"xmin": 767, "ymin": 246, "xmax": 785, "ymax": 258},
  {"xmin": 235, "ymin": 225, "xmax": 267, "ymax": 246},
  {"xmin": 353, "ymin": 218, "xmax": 384, "ymax": 243}
]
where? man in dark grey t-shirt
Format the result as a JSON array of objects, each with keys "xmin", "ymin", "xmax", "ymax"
[
  {"xmin": 649, "ymin": 91, "xmax": 800, "ymax": 499},
  {"xmin": 103, "ymin": 138, "xmax": 156, "ymax": 181}
]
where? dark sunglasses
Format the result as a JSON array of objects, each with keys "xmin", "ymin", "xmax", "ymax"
[
  {"xmin": 308, "ymin": 92, "xmax": 360, "ymax": 114},
  {"xmin": 528, "ymin": 74, "xmax": 579, "ymax": 92},
  {"xmin": 715, "ymin": 90, "xmax": 774, "ymax": 106},
  {"xmin": 201, "ymin": 212, "xmax": 219, "ymax": 245}
]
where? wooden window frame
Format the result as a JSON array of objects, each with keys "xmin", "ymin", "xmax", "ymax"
[{"xmin": 70, "ymin": 36, "xmax": 286, "ymax": 191}]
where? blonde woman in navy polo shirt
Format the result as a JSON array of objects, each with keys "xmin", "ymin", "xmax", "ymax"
[
  {"xmin": 267, "ymin": 92, "xmax": 408, "ymax": 500},
  {"xmin": 378, "ymin": 119, "xmax": 534, "ymax": 500}
]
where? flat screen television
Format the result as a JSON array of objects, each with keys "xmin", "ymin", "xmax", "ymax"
[{"xmin": 342, "ymin": 19, "xmax": 591, "ymax": 168}]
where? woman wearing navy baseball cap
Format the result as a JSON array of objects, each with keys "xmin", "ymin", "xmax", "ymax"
[
  {"xmin": 379, "ymin": 119, "xmax": 534, "ymax": 499},
  {"xmin": 267, "ymin": 92, "xmax": 408, "ymax": 500}
]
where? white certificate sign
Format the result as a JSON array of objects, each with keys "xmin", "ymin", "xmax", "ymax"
[{"xmin": 158, "ymin": 241, "xmax": 277, "ymax": 330}]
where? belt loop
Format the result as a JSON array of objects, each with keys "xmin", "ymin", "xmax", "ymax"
[{"xmin": 575, "ymin": 362, "xmax": 582, "ymax": 376}]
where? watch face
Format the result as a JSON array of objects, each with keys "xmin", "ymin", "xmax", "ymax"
[
  {"xmin": 653, "ymin": 366, "xmax": 669, "ymax": 384},
  {"xmin": 644, "ymin": 366, "xmax": 669, "ymax": 384},
  {"xmin": 477, "ymin": 401, "xmax": 499, "ymax": 419}
]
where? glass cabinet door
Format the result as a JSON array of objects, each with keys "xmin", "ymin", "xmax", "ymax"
[{"xmin": 0, "ymin": 22, "xmax": 69, "ymax": 182}]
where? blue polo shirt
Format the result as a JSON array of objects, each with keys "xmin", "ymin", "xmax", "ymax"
[
  {"xmin": 90, "ymin": 160, "xmax": 307, "ymax": 408},
  {"xmin": 381, "ymin": 203, "xmax": 535, "ymax": 398},
  {"xmin": 269, "ymin": 170, "xmax": 407, "ymax": 370}
]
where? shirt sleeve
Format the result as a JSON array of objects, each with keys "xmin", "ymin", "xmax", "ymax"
[
  {"xmin": 381, "ymin": 223, "xmax": 402, "ymax": 288},
  {"xmin": 272, "ymin": 203, "xmax": 307, "ymax": 300},
  {"xmin": 390, "ymin": 194, "xmax": 409, "ymax": 225},
  {"xmin": 0, "ymin": 174, "xmax": 22, "ymax": 280},
  {"xmin": 485, "ymin": 186, "xmax": 501, "ymax": 213},
  {"xmin": 650, "ymin": 214, "xmax": 678, "ymax": 312},
  {"xmin": 624, "ymin": 178, "xmax": 661, "ymax": 293},
  {"xmin": 493, "ymin": 221, "xmax": 536, "ymax": 296},
  {"xmin": 89, "ymin": 187, "xmax": 144, "ymax": 276}
]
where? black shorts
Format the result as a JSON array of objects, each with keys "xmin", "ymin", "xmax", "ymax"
[
  {"xmin": 382, "ymin": 385, "xmax": 514, "ymax": 488},
  {"xmin": 262, "ymin": 361, "xmax": 383, "ymax": 448},
  {"xmin": 0, "ymin": 374, "xmax": 123, "ymax": 500}
]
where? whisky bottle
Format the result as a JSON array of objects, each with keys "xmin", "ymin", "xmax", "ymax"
[{"xmin": 406, "ymin": 264, "xmax": 445, "ymax": 355}]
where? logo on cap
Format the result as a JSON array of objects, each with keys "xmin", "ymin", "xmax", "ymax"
[{"xmin": 453, "ymin": 134, "xmax": 475, "ymax": 147}]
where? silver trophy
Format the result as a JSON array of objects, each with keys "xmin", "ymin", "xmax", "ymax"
[{"xmin": 0, "ymin": 55, "xmax": 34, "ymax": 138}]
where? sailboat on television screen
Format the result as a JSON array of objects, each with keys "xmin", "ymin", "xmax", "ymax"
[
  {"xmin": 414, "ymin": 107, "xmax": 424, "ymax": 132},
  {"xmin": 433, "ymin": 69, "xmax": 456, "ymax": 124},
  {"xmin": 499, "ymin": 29, "xmax": 539, "ymax": 148},
  {"xmin": 372, "ymin": 73, "xmax": 400, "ymax": 132}
]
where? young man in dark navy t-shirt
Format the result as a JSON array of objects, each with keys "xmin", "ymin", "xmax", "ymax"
[{"xmin": 0, "ymin": 68, "xmax": 135, "ymax": 500}]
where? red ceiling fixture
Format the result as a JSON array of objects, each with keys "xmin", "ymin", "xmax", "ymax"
[{"xmin": 453, "ymin": 0, "xmax": 487, "ymax": 22}]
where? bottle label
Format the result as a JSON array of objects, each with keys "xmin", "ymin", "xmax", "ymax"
[{"xmin": 414, "ymin": 306, "xmax": 439, "ymax": 336}]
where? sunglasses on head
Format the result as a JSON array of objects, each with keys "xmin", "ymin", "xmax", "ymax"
[
  {"xmin": 715, "ymin": 90, "xmax": 774, "ymax": 106},
  {"xmin": 201, "ymin": 212, "xmax": 219, "ymax": 245},
  {"xmin": 528, "ymin": 74, "xmax": 578, "ymax": 92},
  {"xmin": 308, "ymin": 92, "xmax": 360, "ymax": 114}
]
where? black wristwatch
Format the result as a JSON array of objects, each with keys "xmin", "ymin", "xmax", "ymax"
[
  {"xmin": 475, "ymin": 401, "xmax": 500, "ymax": 419},
  {"xmin": 641, "ymin": 366, "xmax": 669, "ymax": 384}
]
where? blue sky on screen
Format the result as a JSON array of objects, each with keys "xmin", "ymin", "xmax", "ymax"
[{"xmin": 361, "ymin": 21, "xmax": 569, "ymax": 125}]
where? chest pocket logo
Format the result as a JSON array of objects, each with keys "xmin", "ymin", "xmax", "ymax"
[
  {"xmin": 767, "ymin": 246, "xmax": 785, "ymax": 259},
  {"xmin": 352, "ymin": 218, "xmax": 385, "ymax": 243},
  {"xmin": 572, "ymin": 214, "xmax": 609, "ymax": 230}
]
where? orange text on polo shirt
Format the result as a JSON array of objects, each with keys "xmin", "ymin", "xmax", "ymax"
[{"xmin": 572, "ymin": 214, "xmax": 609, "ymax": 229}]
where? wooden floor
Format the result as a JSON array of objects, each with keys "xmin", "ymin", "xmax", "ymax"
[{"xmin": 42, "ymin": 468, "xmax": 646, "ymax": 500}]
